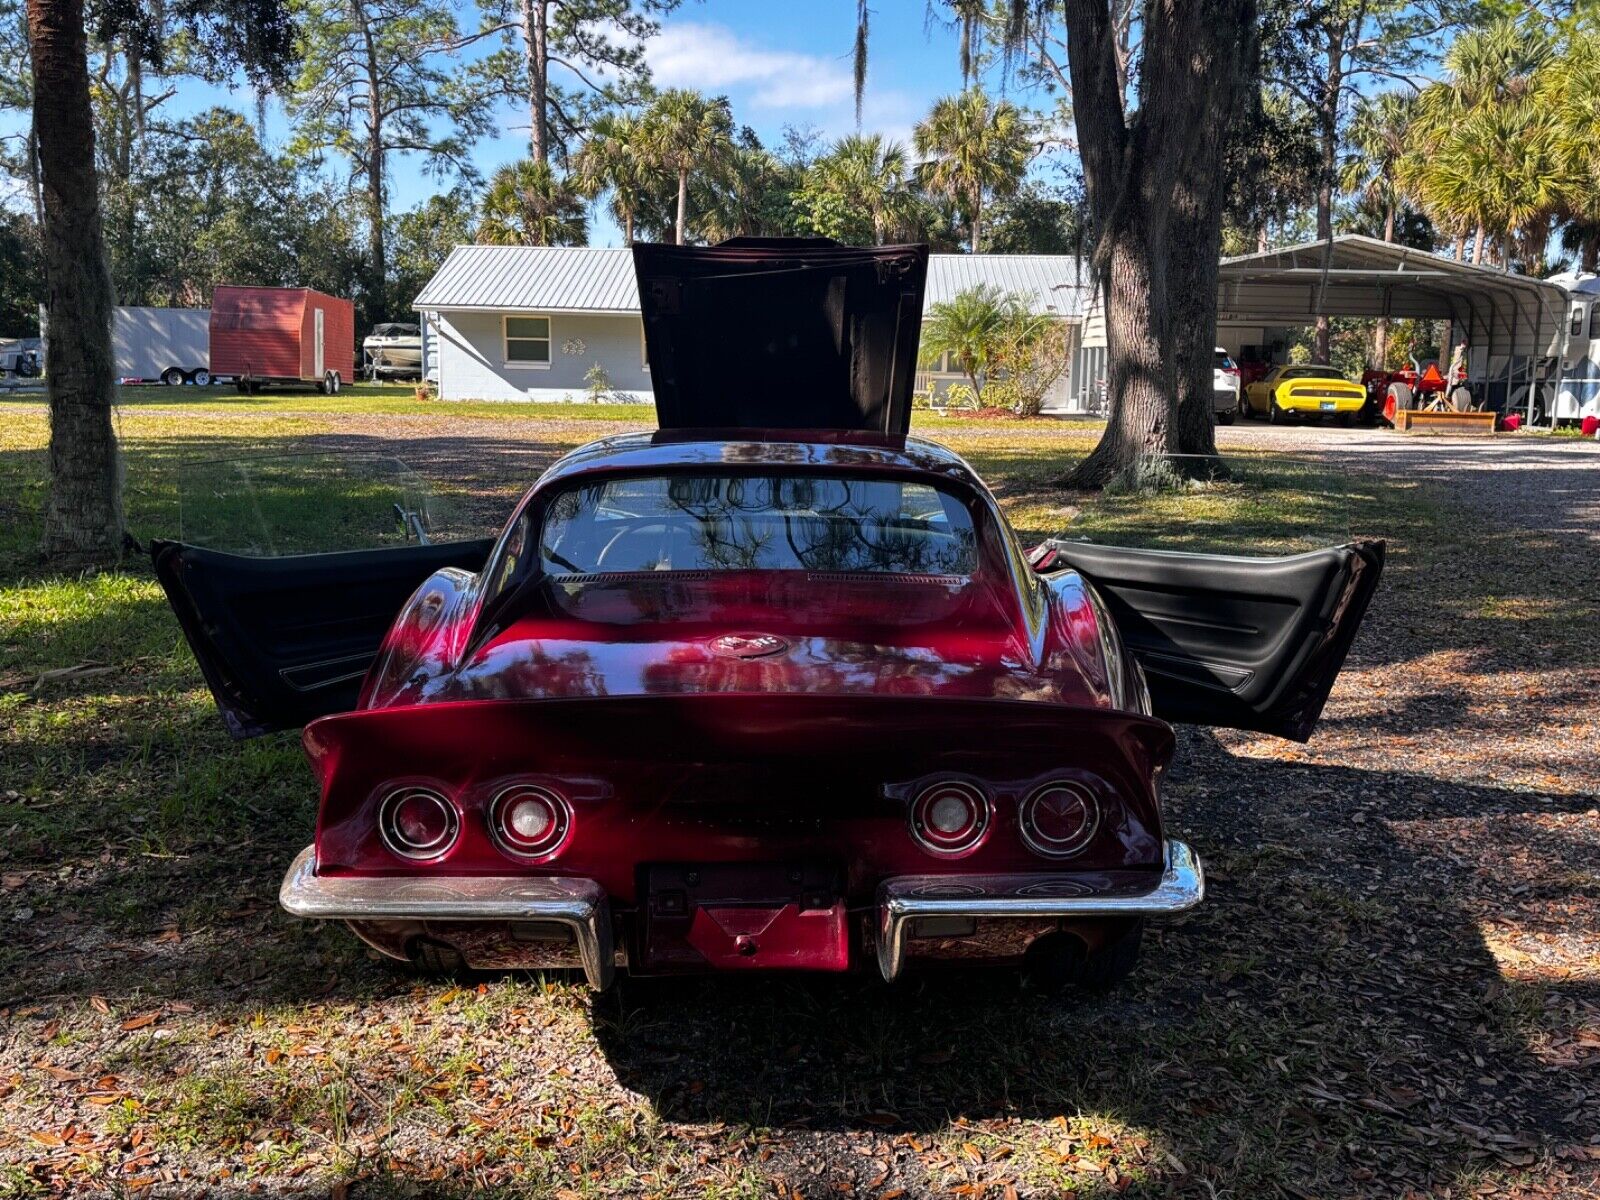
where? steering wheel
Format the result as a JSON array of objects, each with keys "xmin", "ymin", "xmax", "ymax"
[{"xmin": 594, "ymin": 521, "xmax": 674, "ymax": 571}]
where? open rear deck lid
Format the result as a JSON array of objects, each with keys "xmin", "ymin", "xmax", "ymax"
[{"xmin": 634, "ymin": 238, "xmax": 928, "ymax": 436}]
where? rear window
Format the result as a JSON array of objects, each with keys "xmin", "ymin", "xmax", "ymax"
[
  {"xmin": 539, "ymin": 473, "xmax": 979, "ymax": 576},
  {"xmin": 1214, "ymin": 351, "xmax": 1235, "ymax": 370}
]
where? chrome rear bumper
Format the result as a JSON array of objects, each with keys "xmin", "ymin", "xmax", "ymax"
[
  {"xmin": 874, "ymin": 839, "xmax": 1204, "ymax": 981},
  {"xmin": 281, "ymin": 839, "xmax": 1202, "ymax": 989},
  {"xmin": 279, "ymin": 846, "xmax": 614, "ymax": 988}
]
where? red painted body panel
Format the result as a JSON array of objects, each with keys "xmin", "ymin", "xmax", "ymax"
[
  {"xmin": 209, "ymin": 286, "xmax": 355, "ymax": 382},
  {"xmin": 305, "ymin": 693, "xmax": 1171, "ymax": 900}
]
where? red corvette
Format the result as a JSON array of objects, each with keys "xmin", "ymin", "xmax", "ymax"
[{"xmin": 154, "ymin": 239, "xmax": 1383, "ymax": 992}]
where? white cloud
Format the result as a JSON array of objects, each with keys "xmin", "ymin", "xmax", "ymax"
[{"xmin": 647, "ymin": 23, "xmax": 854, "ymax": 110}]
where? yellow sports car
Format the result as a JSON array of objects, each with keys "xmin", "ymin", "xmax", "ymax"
[{"xmin": 1243, "ymin": 365, "xmax": 1367, "ymax": 423}]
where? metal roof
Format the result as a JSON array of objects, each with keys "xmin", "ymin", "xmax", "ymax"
[
  {"xmin": 925, "ymin": 254, "xmax": 1090, "ymax": 317},
  {"xmin": 414, "ymin": 246, "xmax": 642, "ymax": 313},
  {"xmin": 414, "ymin": 245, "xmax": 1091, "ymax": 319},
  {"xmin": 1215, "ymin": 235, "xmax": 1570, "ymax": 356}
]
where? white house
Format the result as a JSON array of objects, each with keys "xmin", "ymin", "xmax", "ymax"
[{"xmin": 414, "ymin": 245, "xmax": 1097, "ymax": 412}]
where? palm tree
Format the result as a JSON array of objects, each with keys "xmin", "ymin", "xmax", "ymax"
[
  {"xmin": 1549, "ymin": 28, "xmax": 1600, "ymax": 272},
  {"xmin": 919, "ymin": 284, "xmax": 1028, "ymax": 400},
  {"xmin": 572, "ymin": 113, "xmax": 652, "ymax": 245},
  {"xmin": 639, "ymin": 89, "xmax": 734, "ymax": 245},
  {"xmin": 1404, "ymin": 18, "xmax": 1563, "ymax": 268},
  {"xmin": 808, "ymin": 134, "xmax": 918, "ymax": 244},
  {"xmin": 692, "ymin": 144, "xmax": 795, "ymax": 243},
  {"xmin": 477, "ymin": 160, "xmax": 588, "ymax": 247},
  {"xmin": 1342, "ymin": 92, "xmax": 1414, "ymax": 243},
  {"xmin": 913, "ymin": 88, "xmax": 1032, "ymax": 253},
  {"xmin": 1343, "ymin": 91, "xmax": 1415, "ymax": 366}
]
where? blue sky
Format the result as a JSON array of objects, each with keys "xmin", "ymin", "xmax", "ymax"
[{"xmin": 3, "ymin": 0, "xmax": 1071, "ymax": 246}]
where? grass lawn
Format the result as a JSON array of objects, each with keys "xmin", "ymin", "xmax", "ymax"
[{"xmin": 1, "ymin": 391, "xmax": 1595, "ymax": 1198}]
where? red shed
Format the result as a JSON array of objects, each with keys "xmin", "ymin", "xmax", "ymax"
[{"xmin": 209, "ymin": 286, "xmax": 355, "ymax": 393}]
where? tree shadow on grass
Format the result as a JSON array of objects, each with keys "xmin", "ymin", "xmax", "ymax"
[
  {"xmin": 7, "ymin": 732, "xmax": 1595, "ymax": 1195},
  {"xmin": 589, "ymin": 731, "xmax": 1599, "ymax": 1195}
]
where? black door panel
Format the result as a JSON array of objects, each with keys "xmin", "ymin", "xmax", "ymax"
[
  {"xmin": 1050, "ymin": 540, "xmax": 1384, "ymax": 741},
  {"xmin": 152, "ymin": 539, "xmax": 494, "ymax": 739}
]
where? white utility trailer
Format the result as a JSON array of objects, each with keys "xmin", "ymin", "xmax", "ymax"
[{"xmin": 114, "ymin": 306, "xmax": 212, "ymax": 385}]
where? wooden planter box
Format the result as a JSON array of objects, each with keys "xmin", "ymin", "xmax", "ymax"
[{"xmin": 1393, "ymin": 409, "xmax": 1498, "ymax": 435}]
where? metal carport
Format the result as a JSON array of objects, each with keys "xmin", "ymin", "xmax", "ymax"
[{"xmin": 1078, "ymin": 235, "xmax": 1572, "ymax": 423}]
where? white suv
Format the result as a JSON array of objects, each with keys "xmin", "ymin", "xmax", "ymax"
[{"xmin": 1213, "ymin": 349, "xmax": 1241, "ymax": 425}]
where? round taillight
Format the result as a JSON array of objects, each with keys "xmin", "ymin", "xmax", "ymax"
[
  {"xmin": 1018, "ymin": 781, "xmax": 1100, "ymax": 859},
  {"xmin": 378, "ymin": 787, "xmax": 459, "ymax": 860},
  {"xmin": 489, "ymin": 784, "xmax": 571, "ymax": 861},
  {"xmin": 908, "ymin": 781, "xmax": 990, "ymax": 857}
]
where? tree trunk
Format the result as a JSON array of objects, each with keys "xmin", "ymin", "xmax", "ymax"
[
  {"xmin": 623, "ymin": 208, "xmax": 633, "ymax": 246},
  {"xmin": 1471, "ymin": 223, "xmax": 1485, "ymax": 264},
  {"xmin": 675, "ymin": 167, "xmax": 688, "ymax": 244},
  {"xmin": 970, "ymin": 192, "xmax": 981, "ymax": 253},
  {"xmin": 1172, "ymin": 0, "xmax": 1253, "ymax": 461},
  {"xmin": 359, "ymin": 3, "xmax": 387, "ymax": 316},
  {"xmin": 522, "ymin": 0, "xmax": 548, "ymax": 163},
  {"xmin": 28, "ymin": 0, "xmax": 123, "ymax": 565},
  {"xmin": 1072, "ymin": 227, "xmax": 1178, "ymax": 486},
  {"xmin": 1583, "ymin": 230, "xmax": 1599, "ymax": 275},
  {"xmin": 1062, "ymin": 0, "xmax": 1251, "ymax": 486},
  {"xmin": 1313, "ymin": 28, "xmax": 1342, "ymax": 363},
  {"xmin": 1373, "ymin": 199, "xmax": 1394, "ymax": 367}
]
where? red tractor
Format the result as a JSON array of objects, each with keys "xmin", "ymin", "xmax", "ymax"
[{"xmin": 1363, "ymin": 357, "xmax": 1472, "ymax": 425}]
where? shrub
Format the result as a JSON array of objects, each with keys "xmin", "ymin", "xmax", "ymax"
[{"xmin": 584, "ymin": 363, "xmax": 615, "ymax": 404}]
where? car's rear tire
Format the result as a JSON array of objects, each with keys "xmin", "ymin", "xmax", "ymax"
[
  {"xmin": 1268, "ymin": 399, "xmax": 1284, "ymax": 425},
  {"xmin": 1025, "ymin": 920, "xmax": 1144, "ymax": 996}
]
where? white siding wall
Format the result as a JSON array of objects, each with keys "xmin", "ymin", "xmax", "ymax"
[{"xmin": 430, "ymin": 309, "xmax": 652, "ymax": 402}]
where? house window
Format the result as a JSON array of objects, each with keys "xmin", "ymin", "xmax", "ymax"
[{"xmin": 504, "ymin": 315, "xmax": 551, "ymax": 366}]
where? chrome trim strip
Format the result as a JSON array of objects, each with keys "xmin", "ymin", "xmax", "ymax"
[
  {"xmin": 278, "ymin": 845, "xmax": 614, "ymax": 989},
  {"xmin": 874, "ymin": 839, "xmax": 1204, "ymax": 982}
]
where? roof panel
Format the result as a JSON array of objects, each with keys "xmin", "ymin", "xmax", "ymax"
[{"xmin": 414, "ymin": 245, "xmax": 1092, "ymax": 319}]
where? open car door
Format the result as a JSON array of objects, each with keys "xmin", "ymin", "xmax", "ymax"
[
  {"xmin": 1035, "ymin": 457, "xmax": 1384, "ymax": 742},
  {"xmin": 151, "ymin": 454, "xmax": 494, "ymax": 739}
]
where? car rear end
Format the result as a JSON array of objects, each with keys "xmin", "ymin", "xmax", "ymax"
[
  {"xmin": 1213, "ymin": 349, "xmax": 1241, "ymax": 420},
  {"xmin": 283, "ymin": 692, "xmax": 1199, "ymax": 985},
  {"xmin": 1276, "ymin": 377, "xmax": 1366, "ymax": 415}
]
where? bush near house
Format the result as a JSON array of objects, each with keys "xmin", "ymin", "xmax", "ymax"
[{"xmin": 920, "ymin": 285, "xmax": 1067, "ymax": 415}]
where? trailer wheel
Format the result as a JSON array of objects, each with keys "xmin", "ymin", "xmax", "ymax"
[
  {"xmin": 331, "ymin": 372, "xmax": 342, "ymax": 394},
  {"xmin": 1448, "ymin": 385, "xmax": 1472, "ymax": 412},
  {"xmin": 187, "ymin": 368, "xmax": 212, "ymax": 387},
  {"xmin": 161, "ymin": 367, "xmax": 184, "ymax": 386}
]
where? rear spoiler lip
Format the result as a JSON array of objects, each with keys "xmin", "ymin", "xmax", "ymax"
[
  {"xmin": 303, "ymin": 692, "xmax": 1175, "ymax": 795},
  {"xmin": 306, "ymin": 691, "xmax": 1170, "ymax": 746}
]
